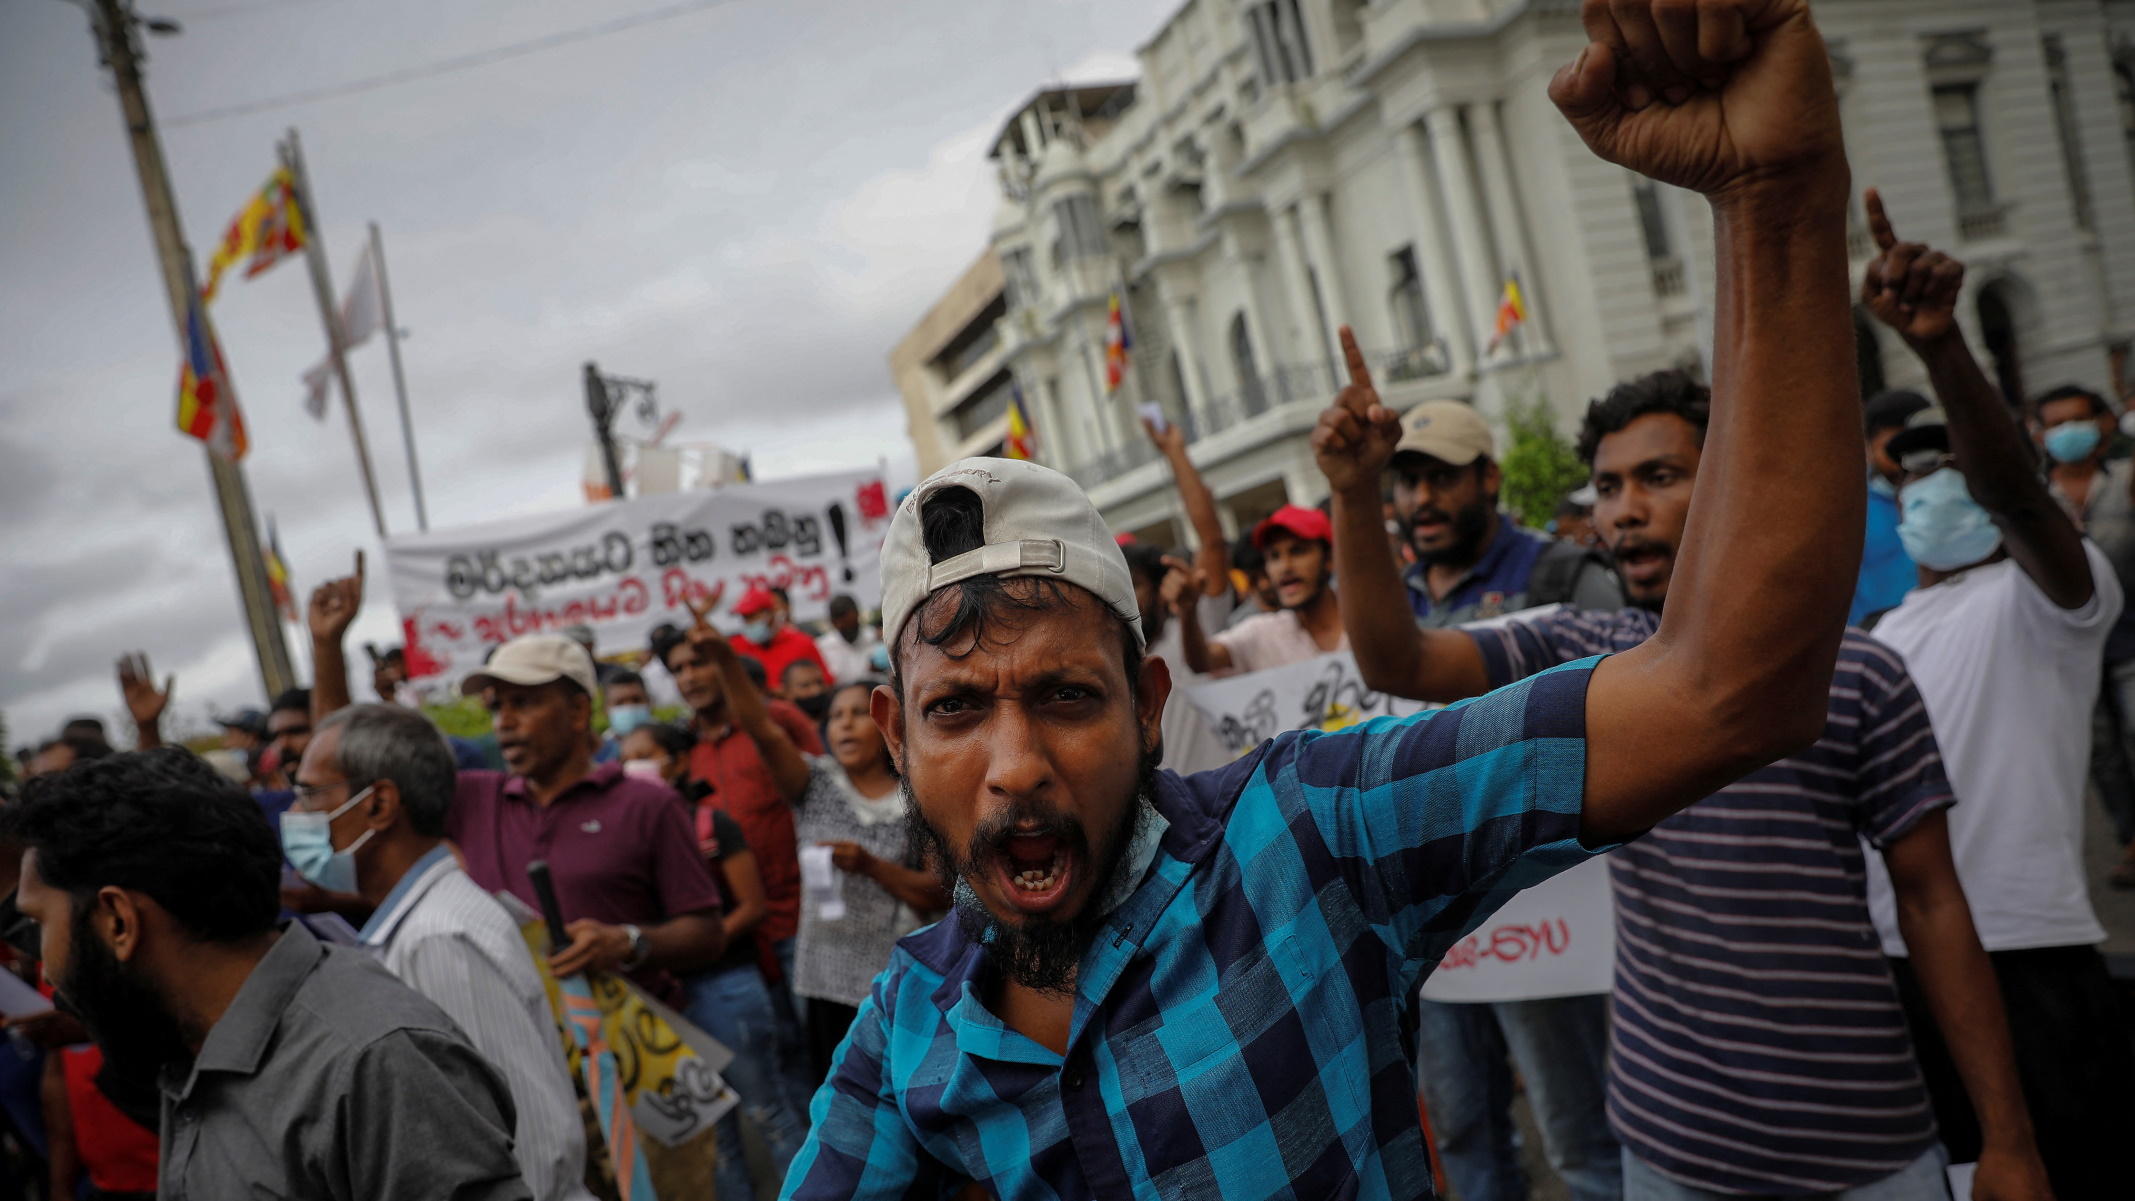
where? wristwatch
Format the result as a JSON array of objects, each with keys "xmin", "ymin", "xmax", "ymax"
[{"xmin": 619, "ymin": 923, "xmax": 649, "ymax": 970}]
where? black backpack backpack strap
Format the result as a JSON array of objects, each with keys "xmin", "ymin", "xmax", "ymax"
[{"xmin": 1527, "ymin": 538, "xmax": 1613, "ymax": 609}]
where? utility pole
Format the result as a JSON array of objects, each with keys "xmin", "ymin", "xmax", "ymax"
[
  {"xmin": 86, "ymin": 0, "xmax": 295, "ymax": 698},
  {"xmin": 283, "ymin": 128, "xmax": 388, "ymax": 538},
  {"xmin": 582, "ymin": 362, "xmax": 657, "ymax": 501},
  {"xmin": 370, "ymin": 222, "xmax": 428, "ymax": 531}
]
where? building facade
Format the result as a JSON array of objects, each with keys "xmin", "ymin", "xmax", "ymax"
[{"xmin": 893, "ymin": 0, "xmax": 2135, "ymax": 545}]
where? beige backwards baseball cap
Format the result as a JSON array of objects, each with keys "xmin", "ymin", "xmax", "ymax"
[
  {"xmin": 1395, "ymin": 399, "xmax": 1495, "ymax": 466},
  {"xmin": 459, "ymin": 633, "xmax": 600, "ymax": 699},
  {"xmin": 879, "ymin": 457, "xmax": 1144, "ymax": 653}
]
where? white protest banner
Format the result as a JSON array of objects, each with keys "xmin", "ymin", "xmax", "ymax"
[
  {"xmin": 1185, "ymin": 650, "xmax": 1616, "ymax": 1002},
  {"xmin": 385, "ymin": 468, "xmax": 892, "ymax": 685},
  {"xmin": 1419, "ymin": 856, "xmax": 1615, "ymax": 1002},
  {"xmin": 1184, "ymin": 649, "xmax": 1432, "ymax": 754}
]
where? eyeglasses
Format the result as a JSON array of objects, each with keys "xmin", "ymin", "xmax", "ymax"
[{"xmin": 290, "ymin": 780, "xmax": 359, "ymax": 813}]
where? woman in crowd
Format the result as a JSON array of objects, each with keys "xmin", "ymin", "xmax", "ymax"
[
  {"xmin": 619, "ymin": 721, "xmax": 807, "ymax": 1201},
  {"xmin": 790, "ymin": 681, "xmax": 949, "ymax": 1082}
]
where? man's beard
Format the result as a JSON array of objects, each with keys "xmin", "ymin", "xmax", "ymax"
[
  {"xmin": 1413, "ymin": 499, "xmax": 1492, "ymax": 567},
  {"xmin": 905, "ymin": 751, "xmax": 1160, "ymax": 995},
  {"xmin": 59, "ymin": 910, "xmax": 193, "ymax": 1086}
]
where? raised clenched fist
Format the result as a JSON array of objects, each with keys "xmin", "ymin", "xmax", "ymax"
[{"xmin": 1549, "ymin": 0, "xmax": 1845, "ymax": 204}]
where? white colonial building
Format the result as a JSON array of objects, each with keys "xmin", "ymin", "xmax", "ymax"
[{"xmin": 892, "ymin": 0, "xmax": 2135, "ymax": 545}]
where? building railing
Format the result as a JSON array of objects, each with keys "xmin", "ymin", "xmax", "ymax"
[
  {"xmin": 1058, "ymin": 340, "xmax": 1452, "ymax": 488},
  {"xmin": 1650, "ymin": 256, "xmax": 1687, "ymax": 298},
  {"xmin": 1957, "ymin": 203, "xmax": 2008, "ymax": 241}
]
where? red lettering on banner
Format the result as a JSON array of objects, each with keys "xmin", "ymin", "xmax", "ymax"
[{"xmin": 1435, "ymin": 919, "xmax": 1572, "ymax": 972}]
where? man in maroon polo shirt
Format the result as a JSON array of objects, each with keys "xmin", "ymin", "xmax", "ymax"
[{"xmin": 448, "ymin": 633, "xmax": 726, "ymax": 1002}]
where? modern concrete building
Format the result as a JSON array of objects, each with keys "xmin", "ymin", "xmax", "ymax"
[{"xmin": 892, "ymin": 0, "xmax": 2135, "ymax": 545}]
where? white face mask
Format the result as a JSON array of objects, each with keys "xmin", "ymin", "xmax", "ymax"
[{"xmin": 1898, "ymin": 467, "xmax": 2003, "ymax": 572}]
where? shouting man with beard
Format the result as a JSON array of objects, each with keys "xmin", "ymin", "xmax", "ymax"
[
  {"xmin": 782, "ymin": 9, "xmax": 1905, "ymax": 1195},
  {"xmin": 1392, "ymin": 399, "xmax": 1622, "ymax": 627},
  {"xmin": 4, "ymin": 749, "xmax": 531, "ymax": 1200}
]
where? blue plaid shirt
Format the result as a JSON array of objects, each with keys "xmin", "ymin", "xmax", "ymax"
[{"xmin": 782, "ymin": 657, "xmax": 1607, "ymax": 1201}]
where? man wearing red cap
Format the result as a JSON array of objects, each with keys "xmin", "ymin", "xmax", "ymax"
[
  {"xmin": 730, "ymin": 584, "xmax": 833, "ymax": 688},
  {"xmin": 1178, "ymin": 504, "xmax": 1346, "ymax": 674}
]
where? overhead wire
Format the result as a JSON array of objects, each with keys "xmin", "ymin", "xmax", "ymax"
[{"xmin": 164, "ymin": 0, "xmax": 746, "ymax": 129}]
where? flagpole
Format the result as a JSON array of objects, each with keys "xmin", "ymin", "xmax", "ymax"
[
  {"xmin": 281, "ymin": 128, "xmax": 388, "ymax": 539},
  {"xmin": 86, "ymin": 0, "xmax": 295, "ymax": 699},
  {"xmin": 369, "ymin": 222, "xmax": 429, "ymax": 531}
]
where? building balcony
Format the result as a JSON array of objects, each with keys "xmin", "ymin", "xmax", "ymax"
[{"xmin": 1957, "ymin": 203, "xmax": 2009, "ymax": 242}]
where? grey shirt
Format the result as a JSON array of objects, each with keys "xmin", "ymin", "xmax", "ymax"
[{"xmin": 158, "ymin": 921, "xmax": 532, "ymax": 1201}]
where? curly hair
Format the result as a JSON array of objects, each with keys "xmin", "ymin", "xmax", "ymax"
[
  {"xmin": 0, "ymin": 749, "xmax": 281, "ymax": 943},
  {"xmin": 1576, "ymin": 369, "xmax": 1712, "ymax": 465}
]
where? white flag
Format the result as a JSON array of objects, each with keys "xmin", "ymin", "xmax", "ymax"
[{"xmin": 297, "ymin": 244, "xmax": 383, "ymax": 418}]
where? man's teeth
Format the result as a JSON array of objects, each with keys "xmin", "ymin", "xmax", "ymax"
[{"xmin": 1012, "ymin": 861, "xmax": 1062, "ymax": 891}]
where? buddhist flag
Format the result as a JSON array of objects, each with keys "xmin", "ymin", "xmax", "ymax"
[
  {"xmin": 201, "ymin": 167, "xmax": 307, "ymax": 304},
  {"xmin": 1487, "ymin": 274, "xmax": 1527, "ymax": 351},
  {"xmin": 1104, "ymin": 291, "xmax": 1132, "ymax": 394},
  {"xmin": 1005, "ymin": 381, "xmax": 1036, "ymax": 460},
  {"xmin": 264, "ymin": 517, "xmax": 296, "ymax": 623},
  {"xmin": 175, "ymin": 296, "xmax": 249, "ymax": 460}
]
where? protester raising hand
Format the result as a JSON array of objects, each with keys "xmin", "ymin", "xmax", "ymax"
[
  {"xmin": 1158, "ymin": 555, "xmax": 1202, "ymax": 618},
  {"xmin": 1860, "ymin": 189, "xmax": 1965, "ymax": 346},
  {"xmin": 116, "ymin": 651, "xmax": 172, "ymax": 750},
  {"xmin": 1311, "ymin": 327, "xmax": 1403, "ymax": 494},
  {"xmin": 306, "ymin": 550, "xmax": 366, "ymax": 722}
]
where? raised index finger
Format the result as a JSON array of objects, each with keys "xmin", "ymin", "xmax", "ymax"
[
  {"xmin": 1864, "ymin": 189, "xmax": 1897, "ymax": 252},
  {"xmin": 1338, "ymin": 327, "xmax": 1375, "ymax": 409}
]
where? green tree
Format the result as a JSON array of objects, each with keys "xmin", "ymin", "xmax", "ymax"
[{"xmin": 1497, "ymin": 394, "xmax": 1589, "ymax": 528}]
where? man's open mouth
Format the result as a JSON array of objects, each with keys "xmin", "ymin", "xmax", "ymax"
[{"xmin": 993, "ymin": 831, "xmax": 1074, "ymax": 912}]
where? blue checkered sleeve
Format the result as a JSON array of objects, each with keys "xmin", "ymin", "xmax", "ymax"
[
  {"xmin": 1250, "ymin": 655, "xmax": 1604, "ymax": 979},
  {"xmin": 783, "ymin": 976, "xmax": 941, "ymax": 1201}
]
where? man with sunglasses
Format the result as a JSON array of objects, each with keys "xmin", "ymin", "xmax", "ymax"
[
  {"xmin": 287, "ymin": 702, "xmax": 594, "ymax": 1201},
  {"xmin": 1859, "ymin": 194, "xmax": 2135, "ymax": 1197}
]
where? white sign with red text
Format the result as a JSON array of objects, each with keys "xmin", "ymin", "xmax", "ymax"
[
  {"xmin": 384, "ymin": 469, "xmax": 891, "ymax": 685},
  {"xmin": 1419, "ymin": 856, "xmax": 1615, "ymax": 1002}
]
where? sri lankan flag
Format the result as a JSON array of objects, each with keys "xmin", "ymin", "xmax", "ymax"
[
  {"xmin": 264, "ymin": 517, "xmax": 295, "ymax": 622},
  {"xmin": 1103, "ymin": 291, "xmax": 1132, "ymax": 394},
  {"xmin": 1005, "ymin": 381, "xmax": 1036, "ymax": 460},
  {"xmin": 176, "ymin": 296, "xmax": 249, "ymax": 460},
  {"xmin": 201, "ymin": 167, "xmax": 307, "ymax": 304},
  {"xmin": 1487, "ymin": 274, "xmax": 1527, "ymax": 351}
]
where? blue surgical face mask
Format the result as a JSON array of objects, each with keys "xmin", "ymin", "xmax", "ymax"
[
  {"xmin": 1898, "ymin": 467, "xmax": 2003, "ymax": 572},
  {"xmin": 2043, "ymin": 420, "xmax": 2103, "ymax": 464},
  {"xmin": 607, "ymin": 703, "xmax": 653, "ymax": 736},
  {"xmin": 280, "ymin": 785, "xmax": 377, "ymax": 893},
  {"xmin": 743, "ymin": 616, "xmax": 776, "ymax": 646},
  {"xmin": 868, "ymin": 643, "xmax": 891, "ymax": 673}
]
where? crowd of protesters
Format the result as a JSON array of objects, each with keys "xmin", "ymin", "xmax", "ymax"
[{"xmin": 3, "ymin": 6, "xmax": 2135, "ymax": 1200}]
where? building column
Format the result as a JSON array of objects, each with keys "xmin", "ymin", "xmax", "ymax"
[
  {"xmin": 1467, "ymin": 100, "xmax": 1552, "ymax": 355},
  {"xmin": 1296, "ymin": 191, "xmax": 1352, "ymax": 353},
  {"xmin": 1268, "ymin": 203, "xmax": 1330, "ymax": 367},
  {"xmin": 1157, "ymin": 284, "xmax": 1212, "ymax": 426},
  {"xmin": 1391, "ymin": 121, "xmax": 1474, "ymax": 380},
  {"xmin": 1426, "ymin": 105, "xmax": 1504, "ymax": 367}
]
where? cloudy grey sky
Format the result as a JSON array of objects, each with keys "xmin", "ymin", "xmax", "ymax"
[{"xmin": 1, "ymin": 0, "xmax": 1158, "ymax": 747}]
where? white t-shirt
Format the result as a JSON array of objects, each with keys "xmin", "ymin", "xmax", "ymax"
[
  {"xmin": 815, "ymin": 626, "xmax": 880, "ymax": 684},
  {"xmin": 1147, "ymin": 592, "xmax": 1236, "ymax": 775},
  {"xmin": 1209, "ymin": 608, "xmax": 1348, "ymax": 675},
  {"xmin": 1865, "ymin": 542, "xmax": 2122, "ymax": 954}
]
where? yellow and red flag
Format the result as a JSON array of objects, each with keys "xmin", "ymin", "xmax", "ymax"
[
  {"xmin": 1487, "ymin": 274, "xmax": 1527, "ymax": 351},
  {"xmin": 201, "ymin": 167, "xmax": 307, "ymax": 303},
  {"xmin": 1005, "ymin": 381, "xmax": 1037, "ymax": 460},
  {"xmin": 1104, "ymin": 291, "xmax": 1132, "ymax": 393},
  {"xmin": 175, "ymin": 296, "xmax": 249, "ymax": 460},
  {"xmin": 264, "ymin": 517, "xmax": 296, "ymax": 622}
]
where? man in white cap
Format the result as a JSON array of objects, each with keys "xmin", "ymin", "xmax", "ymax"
[
  {"xmin": 446, "ymin": 633, "xmax": 727, "ymax": 1005},
  {"xmin": 783, "ymin": 8, "xmax": 1880, "ymax": 1196},
  {"xmin": 1385, "ymin": 400, "xmax": 1621, "ymax": 627}
]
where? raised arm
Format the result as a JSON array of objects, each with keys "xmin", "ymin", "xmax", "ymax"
[
  {"xmin": 1314, "ymin": 330, "xmax": 1493, "ymax": 701},
  {"xmin": 1552, "ymin": 0, "xmax": 1859, "ymax": 842},
  {"xmin": 116, "ymin": 652, "xmax": 172, "ymax": 750},
  {"xmin": 308, "ymin": 551, "xmax": 366, "ymax": 723},
  {"xmin": 1144, "ymin": 416, "xmax": 1231, "ymax": 595},
  {"xmin": 683, "ymin": 594, "xmax": 812, "ymax": 802},
  {"xmin": 1860, "ymin": 191, "xmax": 2093, "ymax": 608}
]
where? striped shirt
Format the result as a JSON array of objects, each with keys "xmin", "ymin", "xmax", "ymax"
[
  {"xmin": 364, "ymin": 846, "xmax": 596, "ymax": 1201},
  {"xmin": 783, "ymin": 657, "xmax": 1605, "ymax": 1201},
  {"xmin": 1465, "ymin": 609, "xmax": 1953, "ymax": 1194}
]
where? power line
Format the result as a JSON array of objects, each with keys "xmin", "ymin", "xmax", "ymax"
[
  {"xmin": 166, "ymin": 0, "xmax": 330, "ymax": 23},
  {"xmin": 164, "ymin": 0, "xmax": 747, "ymax": 129}
]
